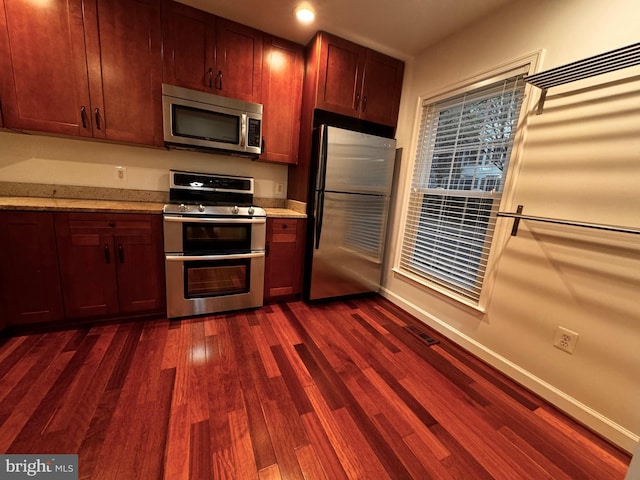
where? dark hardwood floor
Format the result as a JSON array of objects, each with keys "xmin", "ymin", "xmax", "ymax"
[{"xmin": 0, "ymin": 296, "xmax": 631, "ymax": 479}]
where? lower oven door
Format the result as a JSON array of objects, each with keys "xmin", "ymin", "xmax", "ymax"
[{"xmin": 165, "ymin": 252, "xmax": 265, "ymax": 318}]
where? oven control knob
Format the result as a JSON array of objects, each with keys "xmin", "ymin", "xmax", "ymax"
[
  {"xmin": 248, "ymin": 206, "xmax": 255, "ymax": 215},
  {"xmin": 178, "ymin": 203, "xmax": 187, "ymax": 212},
  {"xmin": 232, "ymin": 205, "xmax": 239, "ymax": 214},
  {"xmin": 198, "ymin": 204, "xmax": 205, "ymax": 212}
]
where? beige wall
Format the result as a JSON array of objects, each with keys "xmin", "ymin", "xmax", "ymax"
[
  {"xmin": 387, "ymin": 0, "xmax": 640, "ymax": 452},
  {"xmin": 0, "ymin": 131, "xmax": 288, "ymax": 199}
]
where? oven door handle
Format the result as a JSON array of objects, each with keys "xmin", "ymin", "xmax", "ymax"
[
  {"xmin": 163, "ymin": 216, "xmax": 266, "ymax": 225},
  {"xmin": 165, "ymin": 252, "xmax": 265, "ymax": 262}
]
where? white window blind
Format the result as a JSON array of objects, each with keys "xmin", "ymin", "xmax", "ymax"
[{"xmin": 399, "ymin": 73, "xmax": 526, "ymax": 303}]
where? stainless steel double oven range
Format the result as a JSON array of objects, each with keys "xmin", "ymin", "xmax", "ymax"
[{"xmin": 163, "ymin": 170, "xmax": 266, "ymax": 318}]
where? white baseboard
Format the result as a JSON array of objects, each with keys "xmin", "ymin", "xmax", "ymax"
[{"xmin": 379, "ymin": 288, "xmax": 639, "ymax": 454}]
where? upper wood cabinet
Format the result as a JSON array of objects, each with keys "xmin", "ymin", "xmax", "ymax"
[
  {"xmin": 259, "ymin": 35, "xmax": 304, "ymax": 165},
  {"xmin": 162, "ymin": 1, "xmax": 262, "ymax": 103},
  {"xmin": 161, "ymin": 1, "xmax": 214, "ymax": 92},
  {"xmin": 215, "ymin": 18, "xmax": 263, "ymax": 102},
  {"xmin": 311, "ymin": 31, "xmax": 404, "ymax": 128},
  {"xmin": 87, "ymin": 0, "xmax": 164, "ymax": 146},
  {"xmin": 287, "ymin": 31, "xmax": 404, "ymax": 202},
  {"xmin": 0, "ymin": 0, "xmax": 93, "ymax": 138},
  {"xmin": 0, "ymin": 0, "xmax": 163, "ymax": 146}
]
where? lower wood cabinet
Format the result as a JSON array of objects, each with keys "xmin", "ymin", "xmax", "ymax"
[
  {"xmin": 0, "ymin": 211, "xmax": 65, "ymax": 327},
  {"xmin": 0, "ymin": 210, "xmax": 165, "ymax": 331},
  {"xmin": 264, "ymin": 217, "xmax": 306, "ymax": 301},
  {"xmin": 55, "ymin": 212, "xmax": 165, "ymax": 319}
]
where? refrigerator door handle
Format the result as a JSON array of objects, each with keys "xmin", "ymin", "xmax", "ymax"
[
  {"xmin": 316, "ymin": 125, "xmax": 328, "ymax": 192},
  {"xmin": 314, "ymin": 190, "xmax": 325, "ymax": 249}
]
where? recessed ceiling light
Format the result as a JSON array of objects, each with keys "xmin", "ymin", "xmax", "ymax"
[{"xmin": 295, "ymin": 6, "xmax": 315, "ymax": 24}]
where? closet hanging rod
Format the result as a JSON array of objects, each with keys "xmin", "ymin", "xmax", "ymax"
[
  {"xmin": 524, "ymin": 42, "xmax": 640, "ymax": 113},
  {"xmin": 497, "ymin": 205, "xmax": 640, "ymax": 237}
]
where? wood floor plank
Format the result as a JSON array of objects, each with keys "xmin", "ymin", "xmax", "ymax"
[
  {"xmin": 299, "ymin": 411, "xmax": 349, "ymax": 480},
  {"xmin": 212, "ymin": 448, "xmax": 235, "ymax": 480},
  {"xmin": 0, "ymin": 335, "xmax": 44, "ymax": 379},
  {"xmin": 400, "ymin": 365, "xmax": 543, "ymax": 479},
  {"xmin": 372, "ymin": 412, "xmax": 437, "ymax": 480},
  {"xmin": 0, "ymin": 350, "xmax": 74, "ymax": 452},
  {"xmin": 252, "ymin": 324, "xmax": 281, "ymax": 379},
  {"xmin": 497, "ymin": 425, "xmax": 575, "ymax": 480},
  {"xmin": 534, "ymin": 406, "xmax": 630, "ymax": 479},
  {"xmin": 162, "ymin": 402, "xmax": 190, "ymax": 480},
  {"xmin": 228, "ymin": 407, "xmax": 259, "ymax": 480},
  {"xmin": 0, "ymin": 296, "xmax": 630, "ymax": 479},
  {"xmin": 0, "ymin": 331, "xmax": 73, "ymax": 415},
  {"xmin": 44, "ymin": 327, "xmax": 118, "ymax": 435},
  {"xmin": 303, "ymin": 385, "xmax": 388, "ymax": 479},
  {"xmin": 261, "ymin": 398, "xmax": 306, "ymax": 480},
  {"xmin": 189, "ymin": 420, "xmax": 212, "ymax": 480},
  {"xmin": 294, "ymin": 443, "xmax": 328, "ymax": 480},
  {"xmin": 270, "ymin": 345, "xmax": 314, "ymax": 415},
  {"xmin": 7, "ymin": 334, "xmax": 99, "ymax": 453},
  {"xmin": 257, "ymin": 464, "xmax": 282, "ymax": 480}
]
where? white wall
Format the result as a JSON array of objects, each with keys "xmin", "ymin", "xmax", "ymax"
[
  {"xmin": 387, "ymin": 0, "xmax": 640, "ymax": 452},
  {"xmin": 0, "ymin": 131, "xmax": 288, "ymax": 199}
]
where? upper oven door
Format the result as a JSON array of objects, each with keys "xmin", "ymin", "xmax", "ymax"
[{"xmin": 163, "ymin": 216, "xmax": 266, "ymax": 254}]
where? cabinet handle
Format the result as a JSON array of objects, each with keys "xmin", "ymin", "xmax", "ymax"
[
  {"xmin": 95, "ymin": 108, "xmax": 101, "ymax": 130},
  {"xmin": 362, "ymin": 96, "xmax": 367, "ymax": 113},
  {"xmin": 118, "ymin": 243, "xmax": 124, "ymax": 263},
  {"xmin": 104, "ymin": 243, "xmax": 111, "ymax": 264},
  {"xmin": 80, "ymin": 106, "xmax": 87, "ymax": 128},
  {"xmin": 208, "ymin": 68, "xmax": 213, "ymax": 88},
  {"xmin": 354, "ymin": 93, "xmax": 360, "ymax": 111},
  {"xmin": 282, "ymin": 224, "xmax": 288, "ymax": 230},
  {"xmin": 265, "ymin": 241, "xmax": 270, "ymax": 257},
  {"xmin": 261, "ymin": 136, "xmax": 265, "ymax": 155},
  {"xmin": 217, "ymin": 70, "xmax": 223, "ymax": 90}
]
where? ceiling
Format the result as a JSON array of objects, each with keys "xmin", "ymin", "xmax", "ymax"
[{"xmin": 177, "ymin": 0, "xmax": 515, "ymax": 59}]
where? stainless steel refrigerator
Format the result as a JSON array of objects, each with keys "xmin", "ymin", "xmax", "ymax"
[{"xmin": 305, "ymin": 125, "xmax": 397, "ymax": 301}]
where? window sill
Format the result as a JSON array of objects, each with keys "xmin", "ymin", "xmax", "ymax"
[{"xmin": 391, "ymin": 268, "xmax": 487, "ymax": 314}]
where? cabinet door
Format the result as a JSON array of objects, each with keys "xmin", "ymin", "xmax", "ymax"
[
  {"xmin": 55, "ymin": 214, "xmax": 119, "ymax": 319},
  {"xmin": 0, "ymin": 212, "xmax": 65, "ymax": 326},
  {"xmin": 0, "ymin": 0, "xmax": 93, "ymax": 137},
  {"xmin": 162, "ymin": 0, "xmax": 216, "ymax": 92},
  {"xmin": 260, "ymin": 36, "xmax": 303, "ymax": 164},
  {"xmin": 114, "ymin": 218, "xmax": 165, "ymax": 314},
  {"xmin": 360, "ymin": 50, "xmax": 404, "ymax": 127},
  {"xmin": 264, "ymin": 218, "xmax": 305, "ymax": 300},
  {"xmin": 215, "ymin": 18, "xmax": 262, "ymax": 102},
  {"xmin": 315, "ymin": 33, "xmax": 365, "ymax": 118},
  {"xmin": 85, "ymin": 0, "xmax": 163, "ymax": 146}
]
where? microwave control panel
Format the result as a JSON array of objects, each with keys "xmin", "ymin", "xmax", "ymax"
[{"xmin": 248, "ymin": 118, "xmax": 261, "ymax": 147}]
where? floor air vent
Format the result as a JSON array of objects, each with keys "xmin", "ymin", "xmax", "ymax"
[{"xmin": 404, "ymin": 325, "xmax": 440, "ymax": 346}]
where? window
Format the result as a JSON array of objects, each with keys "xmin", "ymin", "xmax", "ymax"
[{"xmin": 399, "ymin": 72, "xmax": 527, "ymax": 303}]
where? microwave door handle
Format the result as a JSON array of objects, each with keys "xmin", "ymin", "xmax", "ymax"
[{"xmin": 240, "ymin": 113, "xmax": 247, "ymax": 148}]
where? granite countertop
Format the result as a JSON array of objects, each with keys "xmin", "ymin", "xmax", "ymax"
[
  {"xmin": 262, "ymin": 207, "xmax": 306, "ymax": 219},
  {"xmin": 0, "ymin": 182, "xmax": 306, "ymax": 217},
  {"xmin": 0, "ymin": 196, "xmax": 166, "ymax": 214},
  {"xmin": 0, "ymin": 196, "xmax": 306, "ymax": 218}
]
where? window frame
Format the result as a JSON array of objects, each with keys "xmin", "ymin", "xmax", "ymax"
[{"xmin": 393, "ymin": 54, "xmax": 541, "ymax": 311}]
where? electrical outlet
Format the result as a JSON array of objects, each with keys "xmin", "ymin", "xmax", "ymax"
[
  {"xmin": 275, "ymin": 183, "xmax": 284, "ymax": 195},
  {"xmin": 553, "ymin": 326, "xmax": 579, "ymax": 354},
  {"xmin": 115, "ymin": 166, "xmax": 127, "ymax": 182}
]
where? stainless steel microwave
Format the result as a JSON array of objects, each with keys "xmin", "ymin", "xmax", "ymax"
[{"xmin": 162, "ymin": 84, "xmax": 263, "ymax": 157}]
